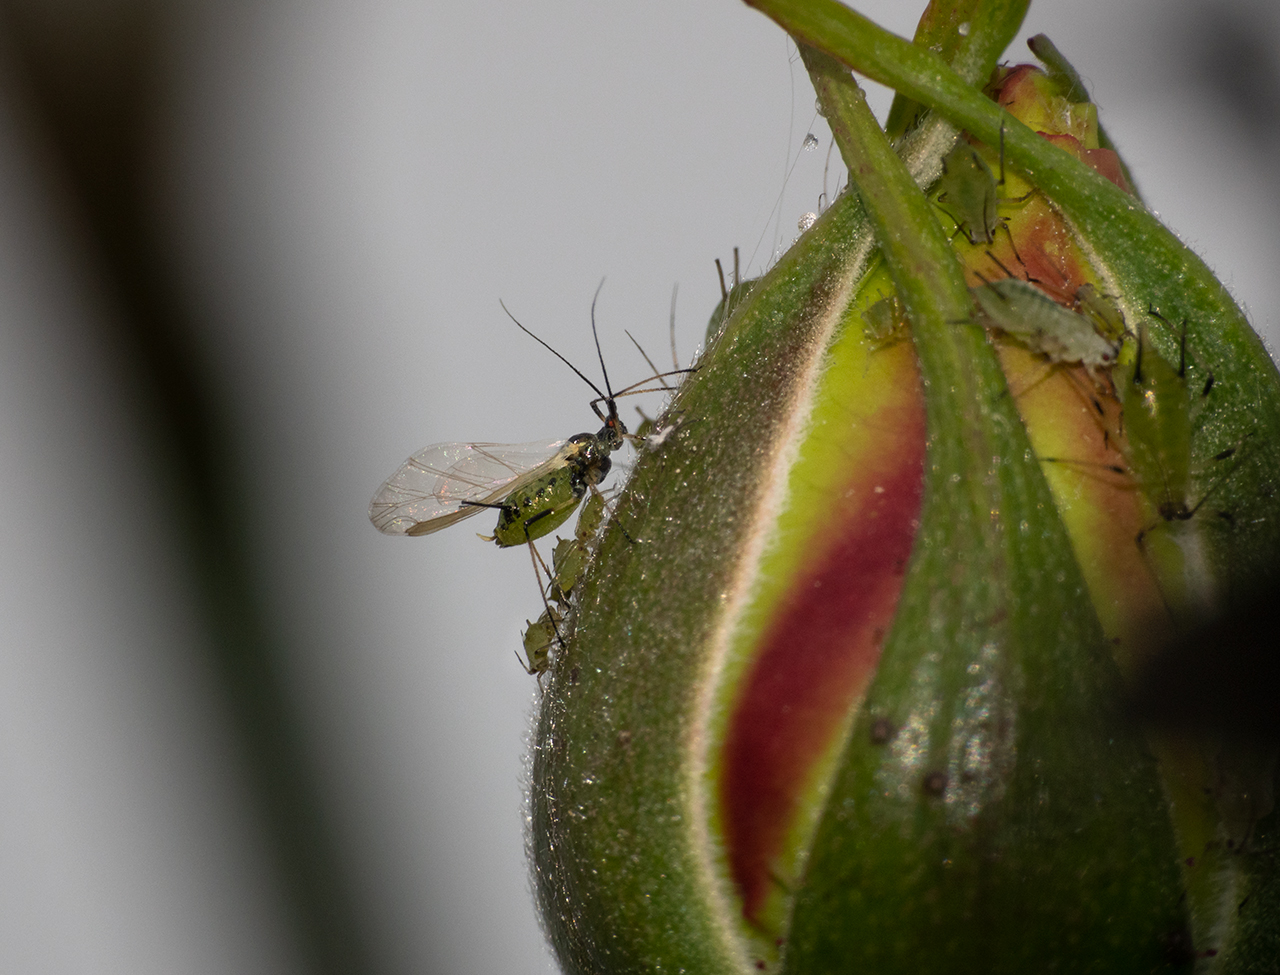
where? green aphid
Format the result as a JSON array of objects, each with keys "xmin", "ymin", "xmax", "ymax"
[
  {"xmin": 370, "ymin": 429, "xmax": 619, "ymax": 548},
  {"xmin": 520, "ymin": 606, "xmax": 563, "ymax": 678},
  {"xmin": 549, "ymin": 489, "xmax": 606, "ymax": 607},
  {"xmin": 972, "ymin": 276, "xmax": 1120, "ymax": 379},
  {"xmin": 369, "ymin": 291, "xmax": 629, "ymax": 548},
  {"xmin": 933, "ymin": 127, "xmax": 1031, "ymax": 246},
  {"xmin": 861, "ymin": 293, "xmax": 908, "ymax": 345},
  {"xmin": 491, "ymin": 441, "xmax": 612, "ymax": 546},
  {"xmin": 934, "ymin": 141, "xmax": 1002, "ymax": 245},
  {"xmin": 372, "ymin": 287, "xmax": 684, "ymax": 547},
  {"xmin": 1072, "ymin": 282, "xmax": 1127, "ymax": 344},
  {"xmin": 370, "ymin": 287, "xmax": 676, "ymax": 678},
  {"xmin": 1124, "ymin": 326, "xmax": 1192, "ymax": 521},
  {"xmin": 1119, "ymin": 313, "xmax": 1217, "ymax": 527}
]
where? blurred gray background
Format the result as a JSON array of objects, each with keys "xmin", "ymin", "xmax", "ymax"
[{"xmin": 0, "ymin": 1, "xmax": 1276, "ymax": 972}]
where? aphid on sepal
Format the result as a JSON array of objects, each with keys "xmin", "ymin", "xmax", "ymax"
[
  {"xmin": 931, "ymin": 123, "xmax": 1032, "ymax": 246},
  {"xmin": 1041, "ymin": 309, "xmax": 1246, "ymax": 619},
  {"xmin": 520, "ymin": 605, "xmax": 562, "ymax": 680},
  {"xmin": 518, "ymin": 487, "xmax": 609, "ymax": 682},
  {"xmin": 970, "ymin": 251, "xmax": 1121, "ymax": 383},
  {"xmin": 369, "ymin": 287, "xmax": 684, "ymax": 546},
  {"xmin": 548, "ymin": 489, "xmax": 607, "ymax": 609},
  {"xmin": 370, "ymin": 285, "xmax": 689, "ymax": 670},
  {"xmin": 1120, "ymin": 309, "xmax": 1242, "ymax": 534}
]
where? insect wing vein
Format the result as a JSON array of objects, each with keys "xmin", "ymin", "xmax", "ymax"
[{"xmin": 369, "ymin": 439, "xmax": 571, "ymax": 535}]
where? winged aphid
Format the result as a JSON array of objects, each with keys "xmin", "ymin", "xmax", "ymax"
[{"xmin": 370, "ymin": 285, "xmax": 689, "ymax": 667}]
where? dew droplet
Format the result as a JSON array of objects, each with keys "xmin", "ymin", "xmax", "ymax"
[
  {"xmin": 814, "ymin": 98, "xmax": 826, "ymax": 117},
  {"xmin": 802, "ymin": 132, "xmax": 819, "ymax": 151},
  {"xmin": 798, "ymin": 211, "xmax": 817, "ymax": 232},
  {"xmin": 957, "ymin": 21, "xmax": 971, "ymax": 36}
]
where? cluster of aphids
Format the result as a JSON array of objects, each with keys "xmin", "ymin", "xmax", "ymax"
[
  {"xmin": 518, "ymin": 489, "xmax": 607, "ymax": 679},
  {"xmin": 369, "ymin": 287, "xmax": 688, "ymax": 678},
  {"xmin": 865, "ymin": 133, "xmax": 1240, "ymax": 551}
]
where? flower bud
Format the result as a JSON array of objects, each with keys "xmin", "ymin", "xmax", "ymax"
[{"xmin": 529, "ymin": 10, "xmax": 1280, "ymax": 973}]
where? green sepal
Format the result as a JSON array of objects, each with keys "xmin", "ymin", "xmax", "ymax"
[{"xmin": 783, "ymin": 44, "xmax": 1185, "ymax": 974}]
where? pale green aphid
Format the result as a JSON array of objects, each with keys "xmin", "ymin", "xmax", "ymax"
[
  {"xmin": 1118, "ymin": 311, "xmax": 1233, "ymax": 530},
  {"xmin": 521, "ymin": 605, "xmax": 562, "ymax": 678},
  {"xmin": 861, "ymin": 293, "xmax": 908, "ymax": 344},
  {"xmin": 972, "ymin": 275, "xmax": 1121, "ymax": 379},
  {"xmin": 1073, "ymin": 282, "xmax": 1127, "ymax": 345},
  {"xmin": 932, "ymin": 125, "xmax": 1032, "ymax": 246},
  {"xmin": 934, "ymin": 141, "xmax": 1002, "ymax": 245},
  {"xmin": 549, "ymin": 489, "xmax": 606, "ymax": 608}
]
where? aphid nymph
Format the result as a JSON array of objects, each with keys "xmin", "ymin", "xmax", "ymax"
[{"xmin": 933, "ymin": 122, "xmax": 1030, "ymax": 246}]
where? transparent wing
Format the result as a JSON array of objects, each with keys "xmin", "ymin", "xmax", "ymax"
[{"xmin": 369, "ymin": 439, "xmax": 571, "ymax": 536}]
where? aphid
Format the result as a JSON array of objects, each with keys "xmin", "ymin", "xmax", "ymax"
[
  {"xmin": 971, "ymin": 273, "xmax": 1121, "ymax": 380},
  {"xmin": 1041, "ymin": 310, "xmax": 1241, "ymax": 617},
  {"xmin": 1000, "ymin": 245, "xmax": 1129, "ymax": 346},
  {"xmin": 370, "ymin": 290, "xmax": 668, "ymax": 546},
  {"xmin": 369, "ymin": 407, "xmax": 620, "ymax": 549},
  {"xmin": 932, "ymin": 124, "xmax": 1030, "ymax": 246},
  {"xmin": 861, "ymin": 292, "xmax": 908, "ymax": 345},
  {"xmin": 934, "ymin": 141, "xmax": 1001, "ymax": 245},
  {"xmin": 520, "ymin": 605, "xmax": 562, "ymax": 679},
  {"xmin": 548, "ymin": 489, "xmax": 606, "ymax": 608},
  {"xmin": 1072, "ymin": 282, "xmax": 1127, "ymax": 345},
  {"xmin": 370, "ymin": 289, "xmax": 687, "ymax": 673},
  {"xmin": 520, "ymin": 481, "xmax": 608, "ymax": 681},
  {"xmin": 1120, "ymin": 310, "xmax": 1231, "ymax": 529}
]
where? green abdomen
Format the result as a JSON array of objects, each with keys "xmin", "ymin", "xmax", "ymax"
[{"xmin": 493, "ymin": 469, "xmax": 584, "ymax": 547}]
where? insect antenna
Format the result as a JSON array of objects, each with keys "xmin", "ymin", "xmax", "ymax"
[
  {"xmin": 589, "ymin": 278, "xmax": 620, "ymax": 422},
  {"xmin": 626, "ymin": 330, "xmax": 674, "ymax": 392},
  {"xmin": 499, "ymin": 299, "xmax": 608, "ymax": 406}
]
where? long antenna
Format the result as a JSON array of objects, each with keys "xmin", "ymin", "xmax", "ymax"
[
  {"xmin": 589, "ymin": 278, "xmax": 616, "ymax": 403},
  {"xmin": 498, "ymin": 299, "xmax": 608, "ymax": 404}
]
